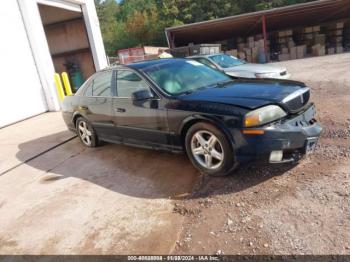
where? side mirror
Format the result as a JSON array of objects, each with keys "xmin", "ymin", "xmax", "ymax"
[{"xmin": 132, "ymin": 89, "xmax": 155, "ymax": 101}]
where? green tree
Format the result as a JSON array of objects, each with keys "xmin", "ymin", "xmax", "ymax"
[
  {"xmin": 95, "ymin": 0, "xmax": 119, "ymax": 55},
  {"xmin": 95, "ymin": 0, "xmax": 318, "ymax": 55},
  {"xmin": 116, "ymin": 0, "xmax": 156, "ymax": 21},
  {"xmin": 159, "ymin": 0, "xmax": 240, "ymax": 24}
]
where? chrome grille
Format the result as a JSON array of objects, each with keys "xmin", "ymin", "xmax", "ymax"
[{"xmin": 283, "ymin": 88, "xmax": 310, "ymax": 112}]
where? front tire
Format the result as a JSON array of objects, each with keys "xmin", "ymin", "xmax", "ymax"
[
  {"xmin": 76, "ymin": 117, "xmax": 98, "ymax": 147},
  {"xmin": 185, "ymin": 122, "xmax": 237, "ymax": 176}
]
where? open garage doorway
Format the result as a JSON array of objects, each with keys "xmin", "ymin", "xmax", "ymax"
[{"xmin": 38, "ymin": 3, "xmax": 96, "ymax": 92}]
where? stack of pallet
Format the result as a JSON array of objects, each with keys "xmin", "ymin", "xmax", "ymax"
[
  {"xmin": 344, "ymin": 21, "xmax": 350, "ymax": 50},
  {"xmin": 226, "ymin": 49, "xmax": 238, "ymax": 57},
  {"xmin": 293, "ymin": 26, "xmax": 326, "ymax": 59},
  {"xmin": 277, "ymin": 30, "xmax": 295, "ymax": 48},
  {"xmin": 310, "ymin": 27, "xmax": 326, "ymax": 56},
  {"xmin": 281, "ymin": 45, "xmax": 307, "ymax": 60},
  {"xmin": 234, "ymin": 35, "xmax": 267, "ymax": 63},
  {"xmin": 276, "ymin": 30, "xmax": 295, "ymax": 61},
  {"xmin": 326, "ymin": 22, "xmax": 344, "ymax": 54},
  {"xmin": 312, "ymin": 44, "xmax": 326, "ymax": 56},
  {"xmin": 223, "ymin": 20, "xmax": 348, "ymax": 63}
]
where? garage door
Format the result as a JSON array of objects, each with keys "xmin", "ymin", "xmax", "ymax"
[{"xmin": 0, "ymin": 1, "xmax": 48, "ymax": 128}]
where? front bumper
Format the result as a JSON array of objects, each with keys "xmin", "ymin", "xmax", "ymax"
[{"xmin": 235, "ymin": 104, "xmax": 322, "ymax": 164}]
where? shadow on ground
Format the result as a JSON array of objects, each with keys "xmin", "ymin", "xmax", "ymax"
[
  {"xmin": 15, "ymin": 131, "xmax": 296, "ymax": 200},
  {"xmin": 188, "ymin": 163, "xmax": 297, "ymax": 199}
]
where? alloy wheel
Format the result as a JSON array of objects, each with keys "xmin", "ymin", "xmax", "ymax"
[
  {"xmin": 78, "ymin": 121, "xmax": 92, "ymax": 146},
  {"xmin": 191, "ymin": 130, "xmax": 224, "ymax": 169}
]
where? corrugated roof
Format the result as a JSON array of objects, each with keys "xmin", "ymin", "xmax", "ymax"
[{"xmin": 166, "ymin": 0, "xmax": 350, "ymax": 47}]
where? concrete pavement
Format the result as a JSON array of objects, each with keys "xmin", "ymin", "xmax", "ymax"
[
  {"xmin": 0, "ymin": 113, "xmax": 198, "ymax": 254},
  {"xmin": 0, "ymin": 112, "xmax": 75, "ymax": 175}
]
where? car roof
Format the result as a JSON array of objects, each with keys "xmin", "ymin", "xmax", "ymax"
[
  {"xmin": 187, "ymin": 53, "xmax": 223, "ymax": 59},
  {"xmin": 127, "ymin": 58, "xmax": 187, "ymax": 70},
  {"xmin": 103, "ymin": 58, "xmax": 188, "ymax": 72}
]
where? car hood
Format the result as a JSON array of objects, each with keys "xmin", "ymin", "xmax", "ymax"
[
  {"xmin": 224, "ymin": 63, "xmax": 286, "ymax": 74},
  {"xmin": 179, "ymin": 79, "xmax": 309, "ymax": 112}
]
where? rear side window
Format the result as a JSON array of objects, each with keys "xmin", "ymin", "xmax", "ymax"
[
  {"xmin": 84, "ymin": 71, "xmax": 113, "ymax": 97},
  {"xmin": 116, "ymin": 70, "xmax": 150, "ymax": 97}
]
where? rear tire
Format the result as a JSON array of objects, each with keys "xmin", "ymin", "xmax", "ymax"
[
  {"xmin": 76, "ymin": 117, "xmax": 98, "ymax": 147},
  {"xmin": 185, "ymin": 122, "xmax": 237, "ymax": 176}
]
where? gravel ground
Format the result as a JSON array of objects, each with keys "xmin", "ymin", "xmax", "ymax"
[{"xmin": 172, "ymin": 53, "xmax": 350, "ymax": 255}]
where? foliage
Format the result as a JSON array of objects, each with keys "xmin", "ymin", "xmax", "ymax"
[{"xmin": 95, "ymin": 0, "xmax": 316, "ymax": 55}]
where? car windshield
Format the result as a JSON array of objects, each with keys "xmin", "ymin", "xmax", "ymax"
[
  {"xmin": 143, "ymin": 60, "xmax": 231, "ymax": 95},
  {"xmin": 209, "ymin": 54, "xmax": 245, "ymax": 68}
]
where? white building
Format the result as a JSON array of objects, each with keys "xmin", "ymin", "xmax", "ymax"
[{"xmin": 0, "ymin": 0, "xmax": 107, "ymax": 128}]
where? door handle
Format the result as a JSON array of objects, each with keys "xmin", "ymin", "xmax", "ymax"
[{"xmin": 115, "ymin": 108, "xmax": 126, "ymax": 113}]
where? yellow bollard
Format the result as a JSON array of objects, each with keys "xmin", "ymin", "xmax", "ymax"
[
  {"xmin": 54, "ymin": 73, "xmax": 65, "ymax": 101},
  {"xmin": 61, "ymin": 72, "xmax": 73, "ymax": 96}
]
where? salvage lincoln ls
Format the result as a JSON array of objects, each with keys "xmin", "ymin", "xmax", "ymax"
[{"xmin": 62, "ymin": 59, "xmax": 322, "ymax": 176}]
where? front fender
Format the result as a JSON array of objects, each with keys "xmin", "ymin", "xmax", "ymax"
[{"xmin": 179, "ymin": 114, "xmax": 237, "ymax": 151}]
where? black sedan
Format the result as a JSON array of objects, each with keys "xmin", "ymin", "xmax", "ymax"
[{"xmin": 62, "ymin": 58, "xmax": 322, "ymax": 176}]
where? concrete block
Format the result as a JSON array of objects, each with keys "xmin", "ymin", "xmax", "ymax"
[
  {"xmin": 336, "ymin": 45, "xmax": 344, "ymax": 53},
  {"xmin": 238, "ymin": 51, "xmax": 246, "ymax": 60},
  {"xmin": 327, "ymin": 22, "xmax": 344, "ymax": 30},
  {"xmin": 246, "ymin": 55, "xmax": 252, "ymax": 63},
  {"xmin": 290, "ymin": 47, "xmax": 297, "ymax": 60},
  {"xmin": 336, "ymin": 22, "xmax": 344, "ymax": 29},
  {"xmin": 254, "ymin": 34, "xmax": 263, "ymax": 41},
  {"xmin": 285, "ymin": 30, "xmax": 293, "ymax": 36},
  {"xmin": 278, "ymin": 31, "xmax": 286, "ymax": 37},
  {"xmin": 258, "ymin": 39, "xmax": 265, "ymax": 48},
  {"xmin": 312, "ymin": 44, "xmax": 325, "ymax": 56},
  {"xmin": 278, "ymin": 53, "xmax": 290, "ymax": 61},
  {"xmin": 313, "ymin": 26, "xmax": 320, "ymax": 32},
  {"xmin": 327, "ymin": 29, "xmax": 343, "ymax": 36},
  {"xmin": 282, "ymin": 47, "xmax": 289, "ymax": 54},
  {"xmin": 226, "ymin": 49, "xmax": 238, "ymax": 57},
  {"xmin": 304, "ymin": 27, "xmax": 313, "ymax": 33},
  {"xmin": 327, "ymin": 48, "xmax": 335, "ymax": 55},
  {"xmin": 314, "ymin": 34, "xmax": 326, "ymax": 45},
  {"xmin": 288, "ymin": 41, "xmax": 295, "ymax": 48},
  {"xmin": 297, "ymin": 45, "xmax": 307, "ymax": 55},
  {"xmin": 244, "ymin": 48, "xmax": 252, "ymax": 56},
  {"xmin": 297, "ymin": 52, "xmax": 304, "ymax": 59},
  {"xmin": 237, "ymin": 43, "xmax": 245, "ymax": 51}
]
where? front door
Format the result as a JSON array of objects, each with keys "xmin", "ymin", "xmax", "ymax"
[{"xmin": 112, "ymin": 69, "xmax": 169, "ymax": 147}]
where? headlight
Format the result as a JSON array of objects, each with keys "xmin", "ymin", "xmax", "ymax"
[
  {"xmin": 244, "ymin": 105, "xmax": 287, "ymax": 127},
  {"xmin": 255, "ymin": 72, "xmax": 277, "ymax": 78}
]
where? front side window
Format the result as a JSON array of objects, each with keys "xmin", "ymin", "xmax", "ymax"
[
  {"xmin": 116, "ymin": 70, "xmax": 150, "ymax": 97},
  {"xmin": 195, "ymin": 58, "xmax": 217, "ymax": 69},
  {"xmin": 209, "ymin": 54, "xmax": 245, "ymax": 68},
  {"xmin": 143, "ymin": 60, "xmax": 230, "ymax": 95},
  {"xmin": 84, "ymin": 71, "xmax": 113, "ymax": 97}
]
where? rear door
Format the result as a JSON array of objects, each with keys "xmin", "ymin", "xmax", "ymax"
[
  {"xmin": 112, "ymin": 69, "xmax": 169, "ymax": 147},
  {"xmin": 79, "ymin": 70, "xmax": 120, "ymax": 141}
]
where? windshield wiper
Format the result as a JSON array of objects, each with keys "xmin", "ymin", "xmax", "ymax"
[
  {"xmin": 178, "ymin": 90, "xmax": 194, "ymax": 95},
  {"xmin": 178, "ymin": 86, "xmax": 210, "ymax": 96},
  {"xmin": 215, "ymin": 79, "xmax": 235, "ymax": 87},
  {"xmin": 178, "ymin": 81, "xmax": 233, "ymax": 96}
]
